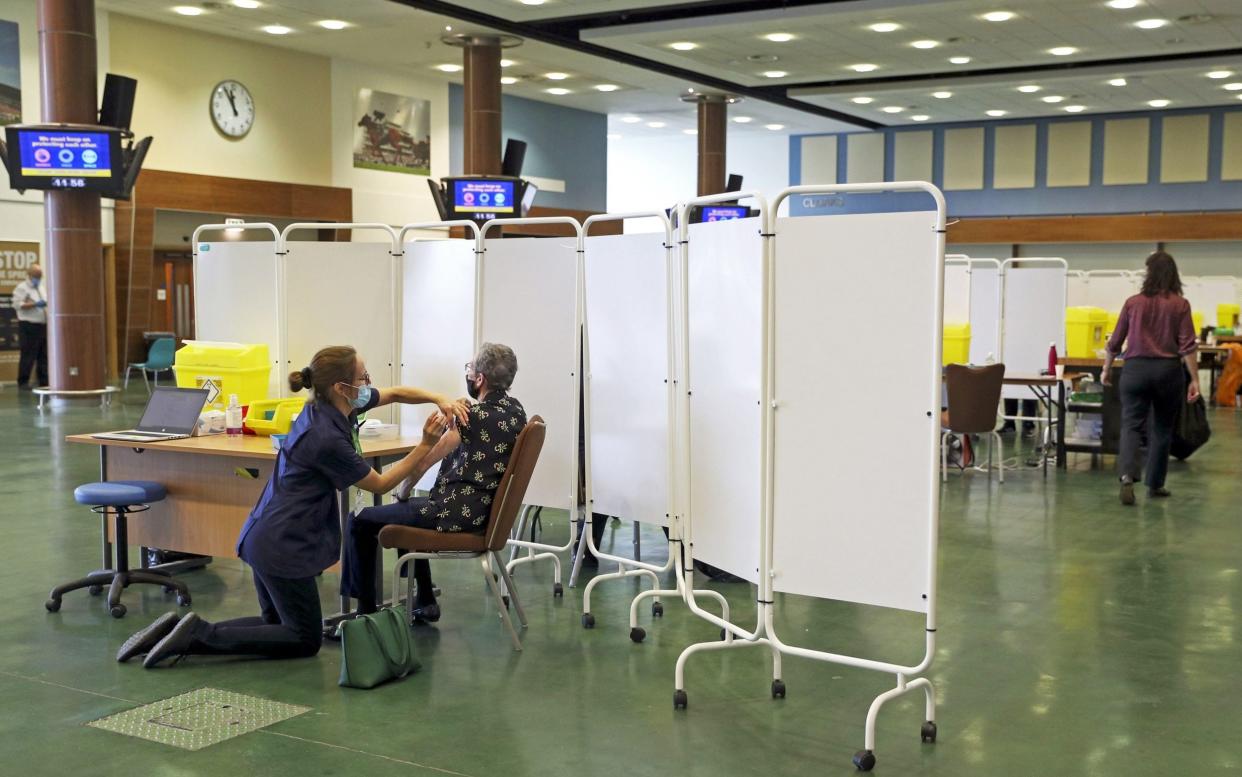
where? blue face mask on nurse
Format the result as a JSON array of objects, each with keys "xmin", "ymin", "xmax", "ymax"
[{"xmin": 337, "ymin": 371, "xmax": 373, "ymax": 410}]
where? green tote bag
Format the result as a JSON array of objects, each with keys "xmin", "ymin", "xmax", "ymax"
[{"xmin": 337, "ymin": 606, "xmax": 421, "ymax": 689}]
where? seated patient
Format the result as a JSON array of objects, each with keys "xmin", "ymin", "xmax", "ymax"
[{"xmin": 342, "ymin": 342, "xmax": 526, "ymax": 622}]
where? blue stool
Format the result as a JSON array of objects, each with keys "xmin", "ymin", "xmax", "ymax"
[{"xmin": 45, "ymin": 482, "xmax": 191, "ymax": 618}]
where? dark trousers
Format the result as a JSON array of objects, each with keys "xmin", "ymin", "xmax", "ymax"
[
  {"xmin": 17, "ymin": 321, "xmax": 48, "ymax": 387},
  {"xmin": 1003, "ymin": 399, "xmax": 1038, "ymax": 428},
  {"xmin": 1118, "ymin": 358, "xmax": 1184, "ymax": 489},
  {"xmin": 342, "ymin": 499, "xmax": 437, "ymax": 613},
  {"xmin": 188, "ymin": 569, "xmax": 322, "ymax": 659}
]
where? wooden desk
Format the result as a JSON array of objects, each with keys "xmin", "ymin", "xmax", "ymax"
[{"xmin": 1001, "ymin": 373, "xmax": 1084, "ymax": 472}]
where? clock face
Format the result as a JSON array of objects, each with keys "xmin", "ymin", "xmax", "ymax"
[{"xmin": 210, "ymin": 80, "xmax": 255, "ymax": 138}]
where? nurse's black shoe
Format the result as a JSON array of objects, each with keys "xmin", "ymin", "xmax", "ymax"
[
  {"xmin": 117, "ymin": 612, "xmax": 180, "ymax": 663},
  {"xmin": 410, "ymin": 603, "xmax": 440, "ymax": 624},
  {"xmin": 1120, "ymin": 479, "xmax": 1136, "ymax": 506},
  {"xmin": 1148, "ymin": 487, "xmax": 1171, "ymax": 498},
  {"xmin": 143, "ymin": 612, "xmax": 200, "ymax": 668}
]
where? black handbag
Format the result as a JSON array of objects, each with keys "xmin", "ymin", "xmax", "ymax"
[{"xmin": 1171, "ymin": 395, "xmax": 1211, "ymax": 460}]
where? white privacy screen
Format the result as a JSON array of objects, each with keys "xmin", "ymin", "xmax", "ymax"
[
  {"xmin": 770, "ymin": 212, "xmax": 938, "ymax": 613},
  {"xmin": 1085, "ymin": 272, "xmax": 1137, "ymax": 313},
  {"xmin": 686, "ymin": 217, "xmax": 763, "ymax": 583},
  {"xmin": 479, "ymin": 237, "xmax": 578, "ymax": 509},
  {"xmin": 1067, "ymin": 272, "xmax": 1089, "ymax": 308},
  {"xmin": 969, "ymin": 262, "xmax": 1001, "ymax": 365},
  {"xmin": 943, "ymin": 262, "xmax": 971, "ymax": 325},
  {"xmin": 401, "ymin": 239, "xmax": 478, "ymax": 490},
  {"xmin": 195, "ymin": 241, "xmax": 281, "ymax": 397},
  {"xmin": 584, "ymin": 232, "xmax": 670, "ymax": 526},
  {"xmin": 283, "ymin": 242, "xmax": 397, "ymax": 424},
  {"xmin": 1001, "ymin": 261, "xmax": 1066, "ymax": 400},
  {"xmin": 1185, "ymin": 277, "xmax": 1237, "ymax": 327}
]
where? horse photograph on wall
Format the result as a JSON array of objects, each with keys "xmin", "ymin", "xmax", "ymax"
[{"xmin": 352, "ymin": 88, "xmax": 431, "ymax": 176}]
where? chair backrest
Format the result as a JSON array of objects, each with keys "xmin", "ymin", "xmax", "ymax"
[
  {"xmin": 147, "ymin": 337, "xmax": 176, "ymax": 369},
  {"xmin": 945, "ymin": 362, "xmax": 1006, "ymax": 434},
  {"xmin": 484, "ymin": 415, "xmax": 546, "ymax": 552}
]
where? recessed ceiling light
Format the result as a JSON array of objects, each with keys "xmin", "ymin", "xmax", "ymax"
[
  {"xmin": 881, "ymin": 106, "xmax": 905, "ymax": 113},
  {"xmin": 1017, "ymin": 84, "xmax": 1042, "ymax": 93},
  {"xmin": 500, "ymin": 76, "xmax": 518, "ymax": 85},
  {"xmin": 765, "ymin": 123, "xmax": 786, "ymax": 130},
  {"xmin": 1049, "ymin": 46, "xmax": 1078, "ymax": 56},
  {"xmin": 932, "ymin": 91, "xmax": 953, "ymax": 99},
  {"xmin": 670, "ymin": 42, "xmax": 698, "ymax": 51},
  {"xmin": 231, "ymin": 0, "xmax": 260, "ymax": 8},
  {"xmin": 1225, "ymin": 82, "xmax": 1242, "ymax": 91},
  {"xmin": 500, "ymin": 59, "xmax": 515, "ymax": 67},
  {"xmin": 683, "ymin": 128, "xmax": 698, "ymax": 135},
  {"xmin": 1134, "ymin": 18, "xmax": 1168, "ymax": 29},
  {"xmin": 869, "ymin": 22, "xmax": 901, "ymax": 32},
  {"xmin": 546, "ymin": 87, "xmax": 571, "ymax": 95},
  {"xmin": 647, "ymin": 121, "xmax": 666, "ymax": 128},
  {"xmin": 763, "ymin": 70, "xmax": 788, "ymax": 78},
  {"xmin": 851, "ymin": 96, "xmax": 875, "ymax": 104},
  {"xmin": 1207, "ymin": 70, "xmax": 1233, "ymax": 79},
  {"xmin": 262, "ymin": 24, "xmax": 292, "ymax": 35},
  {"xmin": 1107, "ymin": 0, "xmax": 1140, "ymax": 8},
  {"xmin": 986, "ymin": 109, "xmax": 1008, "ymax": 117},
  {"xmin": 1064, "ymin": 105, "xmax": 1086, "ymax": 113},
  {"xmin": 1108, "ymin": 77, "xmax": 1128, "ymax": 86},
  {"xmin": 316, "ymin": 20, "xmax": 348, "ymax": 30},
  {"xmin": 732, "ymin": 116, "xmax": 753, "ymax": 123},
  {"xmin": 607, "ymin": 133, "xmax": 621, "ymax": 140},
  {"xmin": 911, "ymin": 115, "xmax": 930, "ymax": 122},
  {"xmin": 545, "ymin": 72, "xmax": 568, "ymax": 80},
  {"xmin": 765, "ymin": 33, "xmax": 794, "ymax": 42},
  {"xmin": 1148, "ymin": 99, "xmax": 1170, "ymax": 107},
  {"xmin": 595, "ymin": 84, "xmax": 620, "ymax": 92},
  {"xmin": 911, "ymin": 40, "xmax": 940, "ymax": 49},
  {"xmin": 1042, "ymin": 95, "xmax": 1065, "ymax": 103},
  {"xmin": 850, "ymin": 63, "xmax": 879, "ymax": 72},
  {"xmin": 981, "ymin": 11, "xmax": 1015, "ymax": 22},
  {"xmin": 620, "ymin": 116, "xmax": 642, "ymax": 123},
  {"xmin": 436, "ymin": 64, "xmax": 462, "ymax": 73},
  {"xmin": 519, "ymin": 0, "xmax": 546, "ymax": 5},
  {"xmin": 172, "ymin": 5, "xmax": 204, "ymax": 15},
  {"xmin": 949, "ymin": 56, "xmax": 972, "ymax": 65}
]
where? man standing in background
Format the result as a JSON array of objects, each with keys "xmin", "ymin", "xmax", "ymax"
[{"xmin": 12, "ymin": 263, "xmax": 48, "ymax": 389}]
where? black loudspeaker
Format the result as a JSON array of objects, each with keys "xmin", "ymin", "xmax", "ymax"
[
  {"xmin": 427, "ymin": 179, "xmax": 449, "ymax": 220},
  {"xmin": 725, "ymin": 173, "xmax": 743, "ymax": 192},
  {"xmin": 100, "ymin": 74, "xmax": 138, "ymax": 131},
  {"xmin": 502, "ymin": 139, "xmax": 527, "ymax": 178}
]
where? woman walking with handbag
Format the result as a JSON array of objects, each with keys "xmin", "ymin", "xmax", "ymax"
[{"xmin": 1102, "ymin": 251, "xmax": 1200, "ymax": 505}]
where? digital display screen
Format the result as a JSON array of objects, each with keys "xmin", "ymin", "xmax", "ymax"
[
  {"xmin": 451, "ymin": 179, "xmax": 516, "ymax": 215},
  {"xmin": 5, "ymin": 126, "xmax": 122, "ymax": 192},
  {"xmin": 701, "ymin": 206, "xmax": 750, "ymax": 222}
]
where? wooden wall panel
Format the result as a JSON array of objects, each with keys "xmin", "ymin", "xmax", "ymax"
[{"xmin": 949, "ymin": 212, "xmax": 1242, "ymax": 244}]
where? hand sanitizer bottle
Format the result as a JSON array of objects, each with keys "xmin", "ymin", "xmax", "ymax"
[{"xmin": 226, "ymin": 394, "xmax": 243, "ymax": 436}]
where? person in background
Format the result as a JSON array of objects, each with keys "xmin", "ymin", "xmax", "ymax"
[
  {"xmin": 342, "ymin": 342, "xmax": 526, "ymax": 623},
  {"xmin": 11, "ymin": 264, "xmax": 48, "ymax": 389},
  {"xmin": 117, "ymin": 345, "xmax": 468, "ymax": 668},
  {"xmin": 1102, "ymin": 251, "xmax": 1200, "ymax": 506}
]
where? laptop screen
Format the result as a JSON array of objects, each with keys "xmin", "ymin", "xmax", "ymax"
[{"xmin": 136, "ymin": 387, "xmax": 210, "ymax": 433}]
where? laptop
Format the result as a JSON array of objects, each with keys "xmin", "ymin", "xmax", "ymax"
[{"xmin": 93, "ymin": 387, "xmax": 210, "ymax": 443}]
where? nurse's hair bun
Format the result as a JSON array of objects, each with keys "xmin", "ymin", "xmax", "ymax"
[{"xmin": 289, "ymin": 366, "xmax": 313, "ymax": 393}]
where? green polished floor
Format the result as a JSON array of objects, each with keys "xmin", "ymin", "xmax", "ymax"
[{"xmin": 2, "ymin": 387, "xmax": 1239, "ymax": 776}]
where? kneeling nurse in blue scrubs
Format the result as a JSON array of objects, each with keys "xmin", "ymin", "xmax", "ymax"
[{"xmin": 117, "ymin": 344, "xmax": 468, "ymax": 668}]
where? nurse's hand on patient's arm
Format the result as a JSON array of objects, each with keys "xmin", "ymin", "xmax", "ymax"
[
  {"xmin": 436, "ymin": 397, "xmax": 471, "ymax": 426},
  {"xmin": 422, "ymin": 412, "xmax": 448, "ymax": 446}
]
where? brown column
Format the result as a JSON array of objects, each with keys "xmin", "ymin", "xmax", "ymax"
[
  {"xmin": 697, "ymin": 97, "xmax": 727, "ymax": 196},
  {"xmin": 39, "ymin": 0, "xmax": 105, "ymax": 390},
  {"xmin": 462, "ymin": 37, "xmax": 502, "ymax": 176}
]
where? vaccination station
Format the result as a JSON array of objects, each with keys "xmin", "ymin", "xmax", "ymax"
[{"xmin": 3, "ymin": 0, "xmax": 1242, "ymax": 774}]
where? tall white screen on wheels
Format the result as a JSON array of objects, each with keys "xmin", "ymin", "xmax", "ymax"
[
  {"xmin": 943, "ymin": 262, "xmax": 971, "ymax": 327},
  {"xmin": 771, "ymin": 212, "xmax": 939, "ymax": 612},
  {"xmin": 478, "ymin": 237, "xmax": 578, "ymax": 509},
  {"xmin": 686, "ymin": 218, "xmax": 762, "ymax": 584},
  {"xmin": 194, "ymin": 241, "xmax": 281, "ymax": 396},
  {"xmin": 283, "ymin": 242, "xmax": 397, "ymax": 423},
  {"xmin": 1002, "ymin": 261, "xmax": 1066, "ymax": 400},
  {"xmin": 584, "ymin": 232, "xmax": 670, "ymax": 526},
  {"xmin": 969, "ymin": 261, "xmax": 1001, "ymax": 365},
  {"xmin": 402, "ymin": 239, "xmax": 478, "ymax": 488}
]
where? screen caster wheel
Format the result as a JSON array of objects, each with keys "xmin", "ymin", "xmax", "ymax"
[
  {"xmin": 771, "ymin": 680, "xmax": 786, "ymax": 699},
  {"xmin": 582, "ymin": 613, "xmax": 595, "ymax": 629},
  {"xmin": 673, "ymin": 690, "xmax": 688, "ymax": 710},
  {"xmin": 629, "ymin": 627, "xmax": 646, "ymax": 643},
  {"xmin": 720, "ymin": 628, "xmax": 728, "ymax": 641},
  {"xmin": 110, "ymin": 604, "xmax": 127, "ymax": 619},
  {"xmin": 44, "ymin": 598, "xmax": 61, "ymax": 613},
  {"xmin": 502, "ymin": 595, "xmax": 510, "ymax": 609},
  {"xmin": 921, "ymin": 721, "xmax": 937, "ymax": 743},
  {"xmin": 553, "ymin": 583, "xmax": 564, "ymax": 598},
  {"xmin": 652, "ymin": 602, "xmax": 664, "ymax": 618},
  {"xmin": 853, "ymin": 750, "xmax": 876, "ymax": 771},
  {"xmin": 88, "ymin": 585, "xmax": 103, "ymax": 597},
  {"xmin": 177, "ymin": 594, "xmax": 192, "ymax": 607}
]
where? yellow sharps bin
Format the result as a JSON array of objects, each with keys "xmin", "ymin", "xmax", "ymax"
[
  {"xmin": 1066, "ymin": 306, "xmax": 1108, "ymax": 358},
  {"xmin": 174, "ymin": 341, "xmax": 271, "ymax": 410},
  {"xmin": 943, "ymin": 322, "xmax": 971, "ymax": 365},
  {"xmin": 1218, "ymin": 303, "xmax": 1240, "ymax": 330}
]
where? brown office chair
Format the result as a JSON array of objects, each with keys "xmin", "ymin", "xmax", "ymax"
[
  {"xmin": 378, "ymin": 416, "xmax": 546, "ymax": 651},
  {"xmin": 942, "ymin": 363, "xmax": 1006, "ymax": 483}
]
